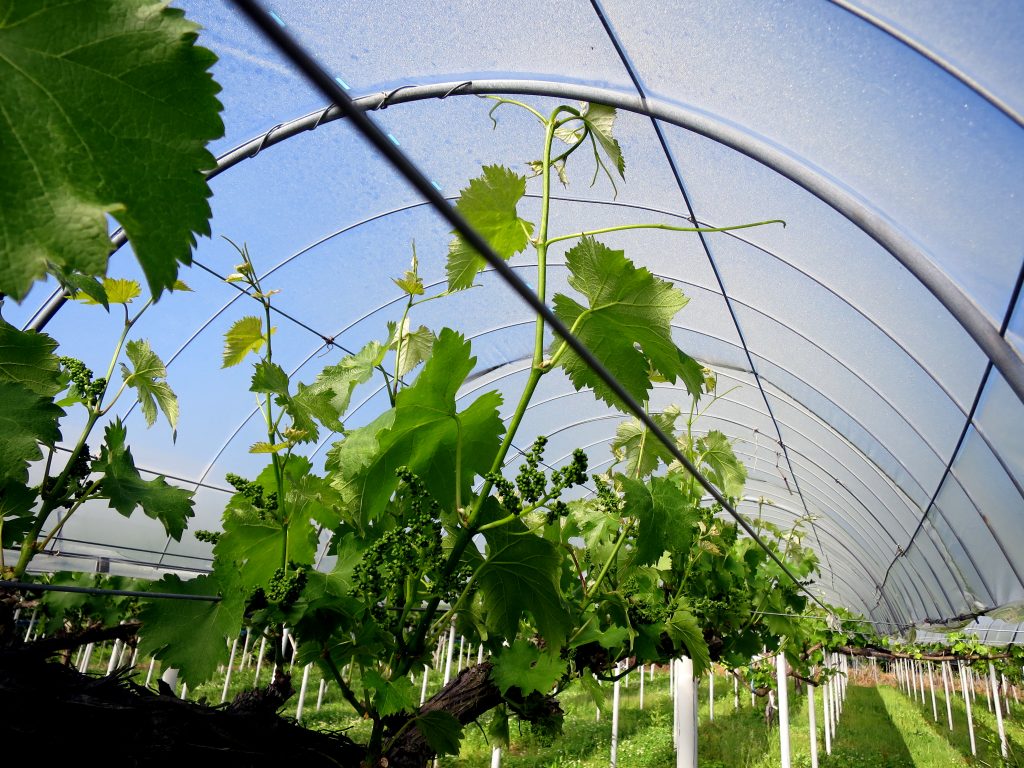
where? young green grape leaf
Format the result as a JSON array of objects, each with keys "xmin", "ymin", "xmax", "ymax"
[
  {"xmin": 620, "ymin": 476, "xmax": 697, "ymax": 567},
  {"xmin": 479, "ymin": 522, "xmax": 571, "ymax": 649},
  {"xmin": 392, "ymin": 249, "xmax": 424, "ymax": 296},
  {"xmin": 580, "ymin": 103, "xmax": 625, "ymax": 180},
  {"xmin": 79, "ymin": 277, "xmax": 140, "ymax": 305},
  {"xmin": 387, "ymin": 319, "xmax": 436, "ymax": 378},
  {"xmin": 248, "ymin": 440, "xmax": 291, "ymax": 454},
  {"xmin": 222, "ymin": 316, "xmax": 269, "ymax": 368},
  {"xmin": 137, "ymin": 573, "xmax": 243, "ymax": 687},
  {"xmin": 120, "ymin": 339, "xmax": 178, "ymax": 434},
  {"xmin": 0, "ymin": 479, "xmax": 37, "ymax": 547},
  {"xmin": 414, "ymin": 710, "xmax": 464, "ymax": 757},
  {"xmin": 48, "ymin": 266, "xmax": 109, "ymax": 308},
  {"xmin": 92, "ymin": 420, "xmax": 194, "ymax": 539},
  {"xmin": 0, "ymin": 319, "xmax": 63, "ymax": 397},
  {"xmin": 0, "ymin": 381, "xmax": 63, "ymax": 483},
  {"xmin": 611, "ymin": 406, "xmax": 680, "ymax": 478},
  {"xmin": 698, "ymin": 430, "xmax": 747, "ymax": 498},
  {"xmin": 362, "ymin": 669, "xmax": 419, "ymax": 716},
  {"xmin": 491, "ymin": 639, "xmax": 565, "ymax": 696},
  {"xmin": 0, "ymin": 0, "xmax": 223, "ymax": 301},
  {"xmin": 291, "ymin": 340, "xmax": 385, "ymax": 434},
  {"xmin": 249, "ymin": 360, "xmax": 290, "ymax": 398},
  {"xmin": 666, "ymin": 606, "xmax": 710, "ymax": 677},
  {"xmin": 551, "ymin": 236, "xmax": 691, "ymax": 410},
  {"xmin": 446, "ymin": 165, "xmax": 535, "ymax": 292},
  {"xmin": 336, "ymin": 329, "xmax": 504, "ymax": 527}
]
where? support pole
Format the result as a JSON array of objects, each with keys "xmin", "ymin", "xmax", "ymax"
[
  {"xmin": 611, "ymin": 662, "xmax": 621, "ymax": 768},
  {"xmin": 776, "ymin": 653, "xmax": 791, "ymax": 768},
  {"xmin": 734, "ymin": 673, "xmax": 739, "ymax": 709},
  {"xmin": 161, "ymin": 667, "xmax": 179, "ymax": 697},
  {"xmin": 990, "ymin": 662, "xmax": 1008, "ymax": 758},
  {"xmin": 239, "ymin": 630, "xmax": 252, "ymax": 670},
  {"xmin": 928, "ymin": 663, "xmax": 937, "ymax": 721},
  {"xmin": 295, "ymin": 663, "xmax": 312, "ymax": 723},
  {"xmin": 639, "ymin": 663, "xmax": 645, "ymax": 710},
  {"xmin": 221, "ymin": 636, "xmax": 239, "ymax": 703},
  {"xmin": 822, "ymin": 673, "xmax": 832, "ymax": 756},
  {"xmin": 253, "ymin": 635, "xmax": 267, "ymax": 688},
  {"xmin": 420, "ymin": 664, "xmax": 430, "ymax": 705},
  {"xmin": 941, "ymin": 661, "xmax": 954, "ymax": 731},
  {"xmin": 674, "ymin": 658, "xmax": 697, "ymax": 768},
  {"xmin": 709, "ymin": 665, "xmax": 715, "ymax": 721},
  {"xmin": 442, "ymin": 623, "xmax": 456, "ymax": 686},
  {"xmin": 808, "ymin": 683, "xmax": 819, "ymax": 768},
  {"xmin": 106, "ymin": 637, "xmax": 124, "ymax": 676},
  {"xmin": 78, "ymin": 643, "xmax": 94, "ymax": 674},
  {"xmin": 959, "ymin": 662, "xmax": 977, "ymax": 756},
  {"xmin": 317, "ymin": 677, "xmax": 327, "ymax": 710},
  {"xmin": 145, "ymin": 657, "xmax": 156, "ymax": 688}
]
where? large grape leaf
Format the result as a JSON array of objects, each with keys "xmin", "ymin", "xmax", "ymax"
[
  {"xmin": 120, "ymin": 339, "xmax": 179, "ymax": 434},
  {"xmin": 332, "ymin": 329, "xmax": 504, "ymax": 527},
  {"xmin": 0, "ymin": 319, "xmax": 62, "ymax": 396},
  {"xmin": 697, "ymin": 430, "xmax": 747, "ymax": 498},
  {"xmin": 620, "ymin": 476, "xmax": 698, "ymax": 568},
  {"xmin": 551, "ymin": 237, "xmax": 692, "ymax": 410},
  {"xmin": 414, "ymin": 711, "xmax": 464, "ymax": 757},
  {"xmin": 0, "ymin": 0, "xmax": 223, "ymax": 300},
  {"xmin": 362, "ymin": 669, "xmax": 419, "ymax": 716},
  {"xmin": 666, "ymin": 606, "xmax": 710, "ymax": 677},
  {"xmin": 478, "ymin": 522, "xmax": 571, "ymax": 649},
  {"xmin": 91, "ymin": 420, "xmax": 194, "ymax": 539},
  {"xmin": 137, "ymin": 573, "xmax": 243, "ymax": 687},
  {"xmin": 490, "ymin": 639, "xmax": 565, "ymax": 696},
  {"xmin": 0, "ymin": 381, "xmax": 63, "ymax": 483},
  {"xmin": 611, "ymin": 406, "xmax": 680, "ymax": 479},
  {"xmin": 446, "ymin": 165, "xmax": 535, "ymax": 292},
  {"xmin": 291, "ymin": 340, "xmax": 385, "ymax": 435}
]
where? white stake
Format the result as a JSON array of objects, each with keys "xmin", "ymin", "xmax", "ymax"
[
  {"xmin": 959, "ymin": 662, "xmax": 976, "ymax": 756},
  {"xmin": 808, "ymin": 683, "xmax": 819, "ymax": 768},
  {"xmin": 442, "ymin": 623, "xmax": 456, "ymax": 686},
  {"xmin": 23, "ymin": 608, "xmax": 37, "ymax": 641},
  {"xmin": 456, "ymin": 635, "xmax": 465, "ymax": 674},
  {"xmin": 253, "ymin": 635, "xmax": 267, "ymax": 688},
  {"xmin": 478, "ymin": 644, "xmax": 484, "ymax": 664},
  {"xmin": 639, "ymin": 663, "xmax": 645, "ymax": 710},
  {"xmin": 822, "ymin": 673, "xmax": 832, "ymax": 756},
  {"xmin": 145, "ymin": 657, "xmax": 156, "ymax": 688},
  {"xmin": 1003, "ymin": 673, "xmax": 1011, "ymax": 716},
  {"xmin": 78, "ymin": 643, "xmax": 94, "ymax": 673},
  {"xmin": 990, "ymin": 662, "xmax": 1008, "ymax": 758},
  {"xmin": 239, "ymin": 630, "xmax": 253, "ymax": 670},
  {"xmin": 941, "ymin": 661, "xmax": 954, "ymax": 731},
  {"xmin": 420, "ymin": 664, "xmax": 431, "ymax": 705},
  {"xmin": 776, "ymin": 653, "xmax": 791, "ymax": 768},
  {"xmin": 180, "ymin": 682, "xmax": 188, "ymax": 700},
  {"xmin": 611, "ymin": 662, "xmax": 622, "ymax": 768},
  {"xmin": 295, "ymin": 663, "xmax": 312, "ymax": 723},
  {"xmin": 928, "ymin": 663, "xmax": 937, "ymax": 721},
  {"xmin": 317, "ymin": 677, "xmax": 327, "ymax": 710},
  {"xmin": 106, "ymin": 638, "xmax": 124, "ymax": 675},
  {"xmin": 490, "ymin": 746, "xmax": 501, "ymax": 768},
  {"xmin": 709, "ymin": 665, "xmax": 715, "ymax": 721},
  {"xmin": 221, "ymin": 636, "xmax": 239, "ymax": 703},
  {"xmin": 161, "ymin": 667, "xmax": 179, "ymax": 697},
  {"xmin": 674, "ymin": 658, "xmax": 697, "ymax": 768},
  {"xmin": 917, "ymin": 661, "xmax": 926, "ymax": 705},
  {"xmin": 734, "ymin": 673, "xmax": 739, "ymax": 709}
]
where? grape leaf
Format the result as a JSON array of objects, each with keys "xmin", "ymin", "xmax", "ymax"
[
  {"xmin": 80, "ymin": 277, "xmax": 140, "ymax": 305},
  {"xmin": 249, "ymin": 360, "xmax": 290, "ymax": 398},
  {"xmin": 479, "ymin": 522, "xmax": 570, "ymax": 649},
  {"xmin": 0, "ymin": 319, "xmax": 62, "ymax": 396},
  {"xmin": 698, "ymin": 430, "xmax": 747, "ymax": 498},
  {"xmin": 0, "ymin": 381, "xmax": 63, "ymax": 483},
  {"xmin": 91, "ymin": 420, "xmax": 194, "ymax": 539},
  {"xmin": 138, "ymin": 573, "xmax": 243, "ymax": 687},
  {"xmin": 446, "ymin": 165, "xmax": 535, "ymax": 292},
  {"xmin": 611, "ymin": 406, "xmax": 680, "ymax": 479},
  {"xmin": 620, "ymin": 476, "xmax": 697, "ymax": 568},
  {"xmin": 387, "ymin": 319, "xmax": 436, "ymax": 379},
  {"xmin": 222, "ymin": 316, "xmax": 268, "ymax": 368},
  {"xmin": 0, "ymin": 0, "xmax": 223, "ymax": 301},
  {"xmin": 120, "ymin": 339, "xmax": 178, "ymax": 434},
  {"xmin": 335, "ymin": 329, "xmax": 503, "ymax": 527},
  {"xmin": 392, "ymin": 249, "xmax": 424, "ymax": 296},
  {"xmin": 291, "ymin": 340, "xmax": 384, "ymax": 434},
  {"xmin": 362, "ymin": 669, "xmax": 418, "ymax": 716},
  {"xmin": 0, "ymin": 479, "xmax": 37, "ymax": 547},
  {"xmin": 491, "ymin": 639, "xmax": 565, "ymax": 696},
  {"xmin": 551, "ymin": 237, "xmax": 691, "ymax": 410},
  {"xmin": 666, "ymin": 606, "xmax": 710, "ymax": 677},
  {"xmin": 580, "ymin": 103, "xmax": 625, "ymax": 179},
  {"xmin": 415, "ymin": 710, "xmax": 464, "ymax": 757}
]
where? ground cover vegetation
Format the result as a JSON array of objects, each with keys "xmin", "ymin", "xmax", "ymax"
[{"xmin": 2, "ymin": 2, "xmax": 1022, "ymax": 767}]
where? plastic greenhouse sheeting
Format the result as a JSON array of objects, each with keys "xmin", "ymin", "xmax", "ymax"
[{"xmin": 8, "ymin": 0, "xmax": 1023, "ymax": 638}]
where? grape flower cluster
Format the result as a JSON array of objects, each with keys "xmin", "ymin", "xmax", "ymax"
[
  {"xmin": 225, "ymin": 472, "xmax": 278, "ymax": 519},
  {"xmin": 352, "ymin": 467, "xmax": 445, "ymax": 622},
  {"xmin": 59, "ymin": 356, "xmax": 106, "ymax": 406},
  {"xmin": 484, "ymin": 436, "xmax": 589, "ymax": 523}
]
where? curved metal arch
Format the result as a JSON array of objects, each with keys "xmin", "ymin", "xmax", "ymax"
[
  {"xmin": 826, "ymin": 0, "xmax": 1024, "ymax": 129},
  {"xmin": 36, "ymin": 79, "xmax": 1024, "ymax": 406}
]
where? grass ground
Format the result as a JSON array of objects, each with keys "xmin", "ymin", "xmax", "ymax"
[{"xmin": 80, "ymin": 645, "xmax": 1023, "ymax": 767}]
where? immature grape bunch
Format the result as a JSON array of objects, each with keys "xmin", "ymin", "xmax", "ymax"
[
  {"xmin": 266, "ymin": 564, "xmax": 308, "ymax": 608},
  {"xmin": 60, "ymin": 356, "xmax": 105, "ymax": 405}
]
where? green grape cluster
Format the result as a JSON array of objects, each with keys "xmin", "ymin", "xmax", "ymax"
[
  {"xmin": 59, "ymin": 357, "xmax": 106, "ymax": 405},
  {"xmin": 485, "ymin": 439, "xmax": 589, "ymax": 522},
  {"xmin": 225, "ymin": 472, "xmax": 278, "ymax": 518},
  {"xmin": 592, "ymin": 474, "xmax": 623, "ymax": 516},
  {"xmin": 622, "ymin": 576, "xmax": 668, "ymax": 626},
  {"xmin": 352, "ymin": 467, "xmax": 444, "ymax": 622},
  {"xmin": 267, "ymin": 564, "xmax": 307, "ymax": 606},
  {"xmin": 194, "ymin": 529, "xmax": 221, "ymax": 544}
]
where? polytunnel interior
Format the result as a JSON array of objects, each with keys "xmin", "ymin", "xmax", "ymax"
[{"xmin": 7, "ymin": 0, "xmax": 1024, "ymax": 641}]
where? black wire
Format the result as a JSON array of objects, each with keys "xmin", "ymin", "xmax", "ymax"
[
  {"xmin": 227, "ymin": 0, "xmax": 832, "ymax": 615},
  {"xmin": 0, "ymin": 580, "xmax": 220, "ymax": 602}
]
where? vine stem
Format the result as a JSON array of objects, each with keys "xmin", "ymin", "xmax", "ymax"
[
  {"xmin": 543, "ymin": 219, "xmax": 785, "ymax": 248},
  {"xmin": 35, "ymin": 476, "xmax": 105, "ymax": 553},
  {"xmin": 584, "ymin": 519, "xmax": 635, "ymax": 601}
]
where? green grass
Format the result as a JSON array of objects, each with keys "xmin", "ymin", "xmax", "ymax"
[{"xmin": 77, "ymin": 647, "xmax": 1024, "ymax": 767}]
